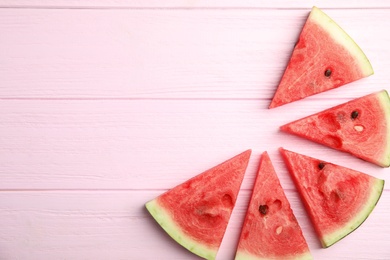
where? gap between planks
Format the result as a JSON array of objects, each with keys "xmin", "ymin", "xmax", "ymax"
[
  {"xmin": 0, "ymin": 97, "xmax": 374, "ymax": 101},
  {"xmin": 1, "ymin": 6, "xmax": 390, "ymax": 10},
  {"xmin": 1, "ymin": 188, "xmax": 389, "ymax": 192}
]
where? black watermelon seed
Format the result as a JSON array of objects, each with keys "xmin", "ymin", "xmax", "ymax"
[
  {"xmin": 351, "ymin": 110, "xmax": 359, "ymax": 120},
  {"xmin": 324, "ymin": 69, "xmax": 332, "ymax": 77},
  {"xmin": 259, "ymin": 205, "xmax": 269, "ymax": 215},
  {"xmin": 318, "ymin": 162, "xmax": 326, "ymax": 170}
]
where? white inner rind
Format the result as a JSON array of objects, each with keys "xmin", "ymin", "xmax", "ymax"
[
  {"xmin": 310, "ymin": 6, "xmax": 374, "ymax": 76},
  {"xmin": 235, "ymin": 250, "xmax": 313, "ymax": 260},
  {"xmin": 145, "ymin": 199, "xmax": 218, "ymax": 260},
  {"xmin": 321, "ymin": 178, "xmax": 385, "ymax": 247},
  {"xmin": 377, "ymin": 90, "xmax": 390, "ymax": 167}
]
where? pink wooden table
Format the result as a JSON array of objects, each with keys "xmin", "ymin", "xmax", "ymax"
[{"xmin": 1, "ymin": 1, "xmax": 390, "ymax": 259}]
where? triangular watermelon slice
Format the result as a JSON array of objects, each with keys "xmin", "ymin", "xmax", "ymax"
[
  {"xmin": 145, "ymin": 150, "xmax": 251, "ymax": 260},
  {"xmin": 235, "ymin": 152, "xmax": 312, "ymax": 260},
  {"xmin": 280, "ymin": 90, "xmax": 390, "ymax": 167},
  {"xmin": 269, "ymin": 6, "xmax": 373, "ymax": 108},
  {"xmin": 280, "ymin": 148, "xmax": 384, "ymax": 248}
]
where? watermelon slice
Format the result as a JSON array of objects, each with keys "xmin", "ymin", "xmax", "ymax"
[
  {"xmin": 145, "ymin": 150, "xmax": 251, "ymax": 260},
  {"xmin": 280, "ymin": 90, "xmax": 390, "ymax": 167},
  {"xmin": 280, "ymin": 148, "xmax": 384, "ymax": 247},
  {"xmin": 269, "ymin": 6, "xmax": 373, "ymax": 108},
  {"xmin": 235, "ymin": 152, "xmax": 312, "ymax": 260}
]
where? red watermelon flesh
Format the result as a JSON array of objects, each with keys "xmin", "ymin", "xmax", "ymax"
[
  {"xmin": 280, "ymin": 148, "xmax": 384, "ymax": 248},
  {"xmin": 280, "ymin": 90, "xmax": 390, "ymax": 167},
  {"xmin": 145, "ymin": 150, "xmax": 251, "ymax": 260},
  {"xmin": 269, "ymin": 6, "xmax": 373, "ymax": 108},
  {"xmin": 235, "ymin": 152, "xmax": 312, "ymax": 260}
]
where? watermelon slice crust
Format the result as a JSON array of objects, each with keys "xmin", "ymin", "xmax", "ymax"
[
  {"xmin": 269, "ymin": 6, "xmax": 373, "ymax": 108},
  {"xmin": 145, "ymin": 150, "xmax": 251, "ymax": 260},
  {"xmin": 280, "ymin": 148, "xmax": 385, "ymax": 248},
  {"xmin": 281, "ymin": 90, "xmax": 390, "ymax": 167},
  {"xmin": 235, "ymin": 152, "xmax": 312, "ymax": 260}
]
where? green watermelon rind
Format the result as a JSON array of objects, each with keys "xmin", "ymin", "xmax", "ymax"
[
  {"xmin": 145, "ymin": 199, "xmax": 217, "ymax": 260},
  {"xmin": 311, "ymin": 6, "xmax": 374, "ymax": 76},
  {"xmin": 235, "ymin": 251, "xmax": 313, "ymax": 260},
  {"xmin": 321, "ymin": 178, "xmax": 385, "ymax": 248},
  {"xmin": 377, "ymin": 90, "xmax": 390, "ymax": 167}
]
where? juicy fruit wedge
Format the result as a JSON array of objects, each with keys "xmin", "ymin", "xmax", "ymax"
[
  {"xmin": 269, "ymin": 6, "xmax": 373, "ymax": 108},
  {"xmin": 280, "ymin": 148, "xmax": 384, "ymax": 247},
  {"xmin": 280, "ymin": 90, "xmax": 390, "ymax": 167},
  {"xmin": 145, "ymin": 150, "xmax": 251, "ymax": 260},
  {"xmin": 235, "ymin": 152, "xmax": 312, "ymax": 260}
]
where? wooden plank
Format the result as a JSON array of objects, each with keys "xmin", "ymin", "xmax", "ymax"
[
  {"xmin": 0, "ymin": 190, "xmax": 389, "ymax": 259},
  {"xmin": 0, "ymin": 99, "xmax": 388, "ymax": 190},
  {"xmin": 0, "ymin": 8, "xmax": 388, "ymax": 99},
  {"xmin": 1, "ymin": 0, "xmax": 390, "ymax": 9}
]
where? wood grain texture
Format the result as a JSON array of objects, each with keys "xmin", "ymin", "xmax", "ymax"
[
  {"xmin": 1, "ymin": 2, "xmax": 390, "ymax": 260},
  {"xmin": 0, "ymin": 191, "xmax": 389, "ymax": 259},
  {"xmin": 1, "ymin": 8, "xmax": 388, "ymax": 99},
  {"xmin": 1, "ymin": 99, "xmax": 388, "ymax": 191},
  {"xmin": 1, "ymin": 0, "xmax": 390, "ymax": 8}
]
